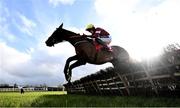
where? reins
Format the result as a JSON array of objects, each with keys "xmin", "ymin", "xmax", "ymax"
[
  {"xmin": 69, "ymin": 35, "xmax": 92, "ymax": 46},
  {"xmin": 69, "ymin": 35, "xmax": 82, "ymax": 38},
  {"xmin": 74, "ymin": 40, "xmax": 89, "ymax": 46},
  {"xmin": 69, "ymin": 35, "xmax": 91, "ymax": 39}
]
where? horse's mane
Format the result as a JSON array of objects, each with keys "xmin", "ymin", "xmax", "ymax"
[{"xmin": 62, "ymin": 28, "xmax": 78, "ymax": 36}]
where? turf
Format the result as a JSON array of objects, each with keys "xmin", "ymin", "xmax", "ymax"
[{"xmin": 0, "ymin": 91, "xmax": 179, "ymax": 107}]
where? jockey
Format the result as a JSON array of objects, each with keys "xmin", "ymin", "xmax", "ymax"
[{"xmin": 85, "ymin": 24, "xmax": 112, "ymax": 51}]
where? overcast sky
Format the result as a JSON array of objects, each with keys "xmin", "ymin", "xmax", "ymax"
[{"xmin": 0, "ymin": 0, "xmax": 180, "ymax": 86}]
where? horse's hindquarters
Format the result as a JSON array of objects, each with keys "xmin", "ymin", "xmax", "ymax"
[
  {"xmin": 111, "ymin": 46, "xmax": 129, "ymax": 63},
  {"xmin": 110, "ymin": 46, "xmax": 130, "ymax": 74}
]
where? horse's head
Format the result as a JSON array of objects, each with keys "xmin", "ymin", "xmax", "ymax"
[
  {"xmin": 45, "ymin": 23, "xmax": 65, "ymax": 47},
  {"xmin": 46, "ymin": 23, "xmax": 83, "ymax": 47}
]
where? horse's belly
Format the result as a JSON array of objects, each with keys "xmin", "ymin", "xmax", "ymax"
[{"xmin": 87, "ymin": 51, "xmax": 114, "ymax": 64}]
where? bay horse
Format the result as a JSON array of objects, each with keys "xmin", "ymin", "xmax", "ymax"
[{"xmin": 45, "ymin": 23, "xmax": 129, "ymax": 82}]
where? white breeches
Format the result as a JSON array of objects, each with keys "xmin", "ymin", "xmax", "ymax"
[{"xmin": 98, "ymin": 35, "xmax": 111, "ymax": 44}]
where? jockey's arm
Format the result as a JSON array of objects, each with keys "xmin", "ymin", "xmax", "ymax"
[
  {"xmin": 81, "ymin": 34, "xmax": 93, "ymax": 38},
  {"xmin": 80, "ymin": 33, "xmax": 99, "ymax": 39}
]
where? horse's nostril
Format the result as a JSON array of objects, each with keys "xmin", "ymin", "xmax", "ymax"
[
  {"xmin": 45, "ymin": 41, "xmax": 50, "ymax": 46},
  {"xmin": 45, "ymin": 41, "xmax": 54, "ymax": 47}
]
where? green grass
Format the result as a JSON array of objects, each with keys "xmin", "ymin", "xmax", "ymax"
[
  {"xmin": 0, "ymin": 91, "xmax": 67, "ymax": 107},
  {"xmin": 0, "ymin": 91, "xmax": 180, "ymax": 107}
]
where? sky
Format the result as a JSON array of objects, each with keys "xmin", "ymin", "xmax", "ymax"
[{"xmin": 0, "ymin": 0, "xmax": 180, "ymax": 86}]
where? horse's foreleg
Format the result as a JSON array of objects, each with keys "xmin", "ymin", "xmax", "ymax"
[
  {"xmin": 64, "ymin": 55, "xmax": 78, "ymax": 81},
  {"xmin": 67, "ymin": 59, "xmax": 86, "ymax": 82}
]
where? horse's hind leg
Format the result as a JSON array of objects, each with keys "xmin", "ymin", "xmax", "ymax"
[
  {"xmin": 64, "ymin": 55, "xmax": 78, "ymax": 81},
  {"xmin": 68, "ymin": 59, "xmax": 86, "ymax": 82}
]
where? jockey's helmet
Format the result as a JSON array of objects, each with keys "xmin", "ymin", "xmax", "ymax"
[{"xmin": 86, "ymin": 24, "xmax": 95, "ymax": 31}]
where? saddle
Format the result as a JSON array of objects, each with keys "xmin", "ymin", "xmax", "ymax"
[
  {"xmin": 86, "ymin": 38, "xmax": 112, "ymax": 52},
  {"xmin": 95, "ymin": 42, "xmax": 104, "ymax": 51},
  {"xmin": 94, "ymin": 41, "xmax": 112, "ymax": 52}
]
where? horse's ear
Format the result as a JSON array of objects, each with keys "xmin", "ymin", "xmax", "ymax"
[{"xmin": 59, "ymin": 23, "xmax": 63, "ymax": 28}]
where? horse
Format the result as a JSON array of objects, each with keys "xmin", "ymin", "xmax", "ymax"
[{"xmin": 45, "ymin": 23, "xmax": 130, "ymax": 82}]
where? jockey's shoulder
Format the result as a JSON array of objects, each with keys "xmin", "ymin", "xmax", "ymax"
[
  {"xmin": 95, "ymin": 27, "xmax": 109, "ymax": 35},
  {"xmin": 95, "ymin": 27, "xmax": 104, "ymax": 31}
]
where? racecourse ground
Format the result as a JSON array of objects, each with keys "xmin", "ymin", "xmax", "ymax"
[{"xmin": 0, "ymin": 91, "xmax": 180, "ymax": 107}]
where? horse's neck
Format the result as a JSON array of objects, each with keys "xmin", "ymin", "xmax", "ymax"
[
  {"xmin": 62, "ymin": 29, "xmax": 92, "ymax": 47},
  {"xmin": 68, "ymin": 37, "xmax": 89, "ymax": 47}
]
